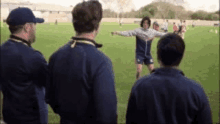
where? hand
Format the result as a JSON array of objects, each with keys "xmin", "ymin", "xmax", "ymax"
[
  {"xmin": 147, "ymin": 37, "xmax": 154, "ymax": 41},
  {"xmin": 111, "ymin": 31, "xmax": 116, "ymax": 35}
]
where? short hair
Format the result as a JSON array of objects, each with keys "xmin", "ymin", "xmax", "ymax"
[
  {"xmin": 157, "ymin": 33, "xmax": 185, "ymax": 66},
  {"xmin": 153, "ymin": 21, "xmax": 159, "ymax": 26},
  {"xmin": 6, "ymin": 17, "xmax": 24, "ymax": 34},
  {"xmin": 72, "ymin": 1, "xmax": 102, "ymax": 34},
  {"xmin": 173, "ymin": 22, "xmax": 175, "ymax": 24},
  {"xmin": 8, "ymin": 25, "xmax": 24, "ymax": 34},
  {"xmin": 166, "ymin": 20, "xmax": 168, "ymax": 22},
  {"xmin": 140, "ymin": 16, "xmax": 151, "ymax": 28}
]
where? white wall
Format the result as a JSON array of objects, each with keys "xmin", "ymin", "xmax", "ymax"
[
  {"xmin": 1, "ymin": 7, "xmax": 9, "ymax": 20},
  {"xmin": 33, "ymin": 11, "xmax": 42, "ymax": 18}
]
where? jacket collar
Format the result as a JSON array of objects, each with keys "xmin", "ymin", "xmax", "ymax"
[
  {"xmin": 151, "ymin": 67, "xmax": 184, "ymax": 76},
  {"xmin": 70, "ymin": 37, "xmax": 102, "ymax": 48},
  {"xmin": 9, "ymin": 35, "xmax": 31, "ymax": 47}
]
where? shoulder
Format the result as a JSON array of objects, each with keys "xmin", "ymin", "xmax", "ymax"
[
  {"xmin": 183, "ymin": 77, "xmax": 204, "ymax": 89},
  {"xmin": 148, "ymin": 28, "xmax": 156, "ymax": 32},
  {"xmin": 94, "ymin": 49, "xmax": 112, "ymax": 65},
  {"xmin": 134, "ymin": 28, "xmax": 142, "ymax": 32},
  {"xmin": 133, "ymin": 74, "xmax": 153, "ymax": 90},
  {"xmin": 181, "ymin": 76, "xmax": 206, "ymax": 97},
  {"xmin": 49, "ymin": 42, "xmax": 72, "ymax": 62},
  {"xmin": 30, "ymin": 50, "xmax": 47, "ymax": 64}
]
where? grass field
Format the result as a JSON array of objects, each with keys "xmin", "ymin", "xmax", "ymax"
[{"xmin": 1, "ymin": 22, "xmax": 219, "ymax": 123}]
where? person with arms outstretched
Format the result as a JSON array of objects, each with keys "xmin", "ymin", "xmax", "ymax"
[{"xmin": 112, "ymin": 16, "xmax": 167, "ymax": 80}]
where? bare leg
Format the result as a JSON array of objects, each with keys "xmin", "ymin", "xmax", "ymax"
[
  {"xmin": 136, "ymin": 64, "xmax": 143, "ymax": 80},
  {"xmin": 147, "ymin": 64, "xmax": 154, "ymax": 73}
]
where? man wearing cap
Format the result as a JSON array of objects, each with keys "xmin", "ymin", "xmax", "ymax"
[
  {"xmin": 45, "ymin": 1, "xmax": 117, "ymax": 124},
  {"xmin": 126, "ymin": 33, "xmax": 212, "ymax": 124},
  {"xmin": 111, "ymin": 17, "xmax": 167, "ymax": 80},
  {"xmin": 0, "ymin": 7, "xmax": 48, "ymax": 124}
]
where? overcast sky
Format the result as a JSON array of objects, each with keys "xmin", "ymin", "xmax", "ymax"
[{"xmin": 27, "ymin": 0, "xmax": 219, "ymax": 12}]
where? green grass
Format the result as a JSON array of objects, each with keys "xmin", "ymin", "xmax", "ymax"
[{"xmin": 1, "ymin": 22, "xmax": 219, "ymax": 123}]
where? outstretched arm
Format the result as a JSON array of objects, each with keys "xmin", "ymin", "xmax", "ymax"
[
  {"xmin": 111, "ymin": 29, "xmax": 137, "ymax": 37},
  {"xmin": 154, "ymin": 30, "xmax": 167, "ymax": 38}
]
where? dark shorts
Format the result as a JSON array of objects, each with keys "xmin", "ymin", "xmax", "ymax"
[
  {"xmin": 164, "ymin": 30, "xmax": 168, "ymax": 32},
  {"xmin": 136, "ymin": 54, "xmax": 153, "ymax": 65}
]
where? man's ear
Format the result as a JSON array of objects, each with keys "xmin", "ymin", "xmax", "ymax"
[{"xmin": 23, "ymin": 23, "xmax": 30, "ymax": 33}]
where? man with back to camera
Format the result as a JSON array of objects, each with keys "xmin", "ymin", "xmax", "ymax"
[
  {"xmin": 0, "ymin": 7, "xmax": 48, "ymax": 124},
  {"xmin": 45, "ymin": 1, "xmax": 117, "ymax": 124},
  {"xmin": 111, "ymin": 16, "xmax": 167, "ymax": 80},
  {"xmin": 126, "ymin": 33, "xmax": 212, "ymax": 124}
]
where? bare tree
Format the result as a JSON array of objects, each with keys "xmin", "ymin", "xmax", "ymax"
[
  {"xmin": 101, "ymin": 0, "xmax": 134, "ymax": 23},
  {"xmin": 101, "ymin": 0, "xmax": 115, "ymax": 10},
  {"xmin": 116, "ymin": 0, "xmax": 134, "ymax": 24}
]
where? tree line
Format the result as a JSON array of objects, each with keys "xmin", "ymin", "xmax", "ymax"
[{"xmin": 103, "ymin": 2, "xmax": 219, "ymax": 21}]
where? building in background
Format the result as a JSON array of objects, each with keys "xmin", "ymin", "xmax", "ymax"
[{"xmin": 1, "ymin": 0, "xmax": 73, "ymax": 23}]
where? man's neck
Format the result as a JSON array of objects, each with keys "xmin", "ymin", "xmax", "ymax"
[
  {"xmin": 13, "ymin": 33, "xmax": 29, "ymax": 42},
  {"xmin": 159, "ymin": 63, "xmax": 178, "ymax": 69},
  {"xmin": 75, "ymin": 32, "xmax": 95, "ymax": 41}
]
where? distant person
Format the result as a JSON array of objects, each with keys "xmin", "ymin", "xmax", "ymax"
[
  {"xmin": 119, "ymin": 18, "xmax": 123, "ymax": 27},
  {"xmin": 126, "ymin": 33, "xmax": 213, "ymax": 124},
  {"xmin": 55, "ymin": 19, "xmax": 58, "ymax": 25},
  {"xmin": 153, "ymin": 21, "xmax": 160, "ymax": 31},
  {"xmin": 181, "ymin": 20, "xmax": 187, "ymax": 39},
  {"xmin": 192, "ymin": 21, "xmax": 195, "ymax": 27},
  {"xmin": 0, "ymin": 7, "xmax": 48, "ymax": 124},
  {"xmin": 173, "ymin": 22, "xmax": 178, "ymax": 34},
  {"xmin": 163, "ymin": 20, "xmax": 169, "ymax": 32},
  {"xmin": 111, "ymin": 16, "xmax": 167, "ymax": 80},
  {"xmin": 178, "ymin": 20, "xmax": 182, "ymax": 34},
  {"xmin": 46, "ymin": 1, "xmax": 117, "ymax": 124},
  {"xmin": 161, "ymin": 19, "xmax": 165, "ymax": 31}
]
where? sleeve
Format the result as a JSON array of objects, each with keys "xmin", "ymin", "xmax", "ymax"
[
  {"xmin": 31, "ymin": 51, "xmax": 49, "ymax": 87},
  {"xmin": 93, "ymin": 58, "xmax": 117, "ymax": 124},
  {"xmin": 154, "ymin": 30, "xmax": 167, "ymax": 37},
  {"xmin": 126, "ymin": 87, "xmax": 137, "ymax": 124},
  {"xmin": 45, "ymin": 53, "xmax": 58, "ymax": 113},
  {"xmin": 194, "ymin": 89, "xmax": 213, "ymax": 124},
  {"xmin": 118, "ymin": 29, "xmax": 138, "ymax": 37}
]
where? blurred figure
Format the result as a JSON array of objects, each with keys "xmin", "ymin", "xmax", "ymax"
[
  {"xmin": 126, "ymin": 33, "xmax": 212, "ymax": 124},
  {"xmin": 55, "ymin": 19, "xmax": 58, "ymax": 25},
  {"xmin": 46, "ymin": 1, "xmax": 117, "ymax": 124},
  {"xmin": 0, "ymin": 7, "xmax": 47, "ymax": 124},
  {"xmin": 163, "ymin": 20, "xmax": 169, "ymax": 32},
  {"xmin": 178, "ymin": 20, "xmax": 182, "ymax": 34},
  {"xmin": 111, "ymin": 17, "xmax": 167, "ymax": 80},
  {"xmin": 181, "ymin": 20, "xmax": 187, "ymax": 39},
  {"xmin": 173, "ymin": 22, "xmax": 178, "ymax": 34},
  {"xmin": 192, "ymin": 21, "xmax": 196, "ymax": 27},
  {"xmin": 153, "ymin": 21, "xmax": 160, "ymax": 31}
]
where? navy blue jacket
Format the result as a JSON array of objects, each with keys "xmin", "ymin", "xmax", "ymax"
[
  {"xmin": 126, "ymin": 67, "xmax": 212, "ymax": 124},
  {"xmin": 46, "ymin": 37, "xmax": 117, "ymax": 124},
  {"xmin": 136, "ymin": 36, "xmax": 152, "ymax": 57},
  {"xmin": 0, "ymin": 35, "xmax": 48, "ymax": 124}
]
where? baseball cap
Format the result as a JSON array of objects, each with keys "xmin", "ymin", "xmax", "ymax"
[{"xmin": 6, "ymin": 7, "xmax": 44, "ymax": 26}]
